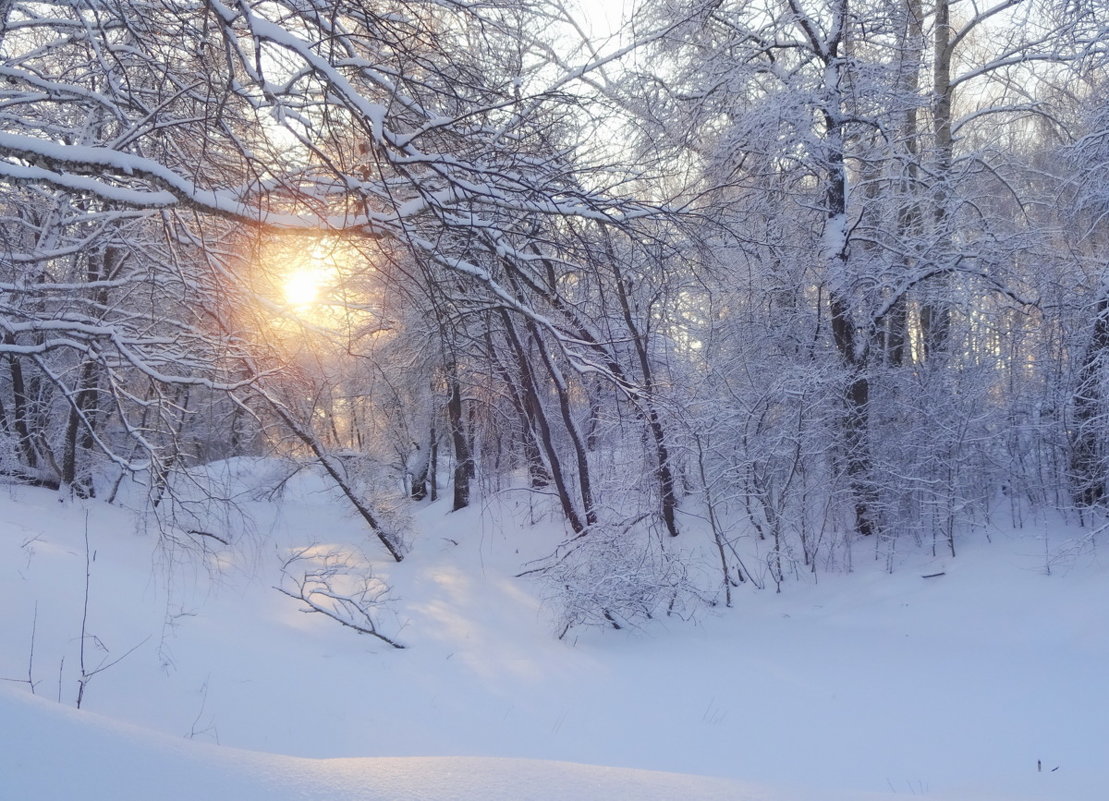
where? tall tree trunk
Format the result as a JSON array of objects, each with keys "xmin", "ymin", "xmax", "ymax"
[
  {"xmin": 830, "ymin": 292, "xmax": 877, "ymax": 537},
  {"xmin": 816, "ymin": 0, "xmax": 877, "ymax": 537},
  {"xmin": 409, "ymin": 442, "xmax": 431, "ymax": 501},
  {"xmin": 483, "ymin": 324, "xmax": 549, "ymax": 488},
  {"xmin": 525, "ymin": 318, "xmax": 597, "ymax": 529},
  {"xmin": 6, "ymin": 344, "xmax": 39, "ymax": 472},
  {"xmin": 610, "ymin": 262, "xmax": 681, "ymax": 537},
  {"xmin": 1070, "ymin": 293, "xmax": 1109, "ymax": 507},
  {"xmin": 499, "ymin": 310, "xmax": 586, "ymax": 535},
  {"xmin": 446, "ymin": 362, "xmax": 474, "ymax": 511},
  {"xmin": 428, "ymin": 422, "xmax": 439, "ymax": 502},
  {"xmin": 61, "ymin": 245, "xmax": 123, "ymax": 496},
  {"xmin": 922, "ymin": 0, "xmax": 954, "ymax": 361},
  {"xmin": 883, "ymin": 0, "xmax": 925, "ymax": 367},
  {"xmin": 61, "ymin": 359, "xmax": 101, "ymax": 497}
]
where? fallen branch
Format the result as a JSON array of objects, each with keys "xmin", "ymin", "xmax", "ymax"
[
  {"xmin": 187, "ymin": 529, "xmax": 229, "ymax": 545},
  {"xmin": 276, "ymin": 548, "xmax": 405, "ymax": 649},
  {"xmin": 275, "ymin": 585, "xmax": 405, "ymax": 648}
]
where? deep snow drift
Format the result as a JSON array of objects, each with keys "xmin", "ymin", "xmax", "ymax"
[
  {"xmin": 1, "ymin": 686, "xmax": 775, "ymax": 801},
  {"xmin": 1, "ymin": 461, "xmax": 1105, "ymax": 800}
]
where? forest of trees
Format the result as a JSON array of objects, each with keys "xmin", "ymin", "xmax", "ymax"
[{"xmin": 2, "ymin": 0, "xmax": 1109, "ymax": 629}]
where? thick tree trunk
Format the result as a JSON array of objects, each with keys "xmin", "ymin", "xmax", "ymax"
[
  {"xmin": 922, "ymin": 0, "xmax": 953, "ymax": 361},
  {"xmin": 881, "ymin": 296, "xmax": 909, "ymax": 367},
  {"xmin": 883, "ymin": 0, "xmax": 924, "ymax": 367},
  {"xmin": 1071, "ymin": 294, "xmax": 1109, "ymax": 507},
  {"xmin": 830, "ymin": 291, "xmax": 877, "ymax": 537},
  {"xmin": 817, "ymin": 5, "xmax": 878, "ymax": 537}
]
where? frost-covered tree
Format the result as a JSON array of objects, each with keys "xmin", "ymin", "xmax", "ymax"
[
  {"xmin": 623, "ymin": 0, "xmax": 1109, "ymax": 569},
  {"xmin": 0, "ymin": 0, "xmax": 688, "ymax": 562}
]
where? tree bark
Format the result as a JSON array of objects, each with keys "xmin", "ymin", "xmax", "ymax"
[
  {"xmin": 922, "ymin": 0, "xmax": 954, "ymax": 361},
  {"xmin": 610, "ymin": 262, "xmax": 680, "ymax": 537},
  {"xmin": 1071, "ymin": 293, "xmax": 1109, "ymax": 507},
  {"xmin": 446, "ymin": 364, "xmax": 474, "ymax": 511},
  {"xmin": 484, "ymin": 324, "xmax": 549, "ymax": 488},
  {"xmin": 500, "ymin": 310, "xmax": 586, "ymax": 535},
  {"xmin": 525, "ymin": 317, "xmax": 597, "ymax": 529},
  {"xmin": 883, "ymin": 0, "xmax": 925, "ymax": 367},
  {"xmin": 6, "ymin": 345, "xmax": 39, "ymax": 472},
  {"xmin": 817, "ymin": 0, "xmax": 878, "ymax": 537}
]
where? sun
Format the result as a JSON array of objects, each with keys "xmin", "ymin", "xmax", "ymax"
[
  {"xmin": 283, "ymin": 266, "xmax": 329, "ymax": 312},
  {"xmin": 260, "ymin": 235, "xmax": 373, "ymax": 333}
]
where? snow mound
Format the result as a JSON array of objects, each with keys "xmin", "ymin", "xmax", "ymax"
[{"xmin": 0, "ymin": 686, "xmax": 775, "ymax": 801}]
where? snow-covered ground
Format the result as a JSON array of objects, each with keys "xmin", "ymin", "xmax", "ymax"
[{"xmin": 1, "ymin": 461, "xmax": 1105, "ymax": 800}]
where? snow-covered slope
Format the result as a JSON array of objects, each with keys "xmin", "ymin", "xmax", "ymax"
[
  {"xmin": 1, "ymin": 463, "xmax": 1105, "ymax": 800},
  {"xmin": 0, "ymin": 686, "xmax": 776, "ymax": 801}
]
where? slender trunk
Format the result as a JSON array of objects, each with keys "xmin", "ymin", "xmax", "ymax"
[
  {"xmin": 269, "ymin": 399, "xmax": 404, "ymax": 562},
  {"xmin": 409, "ymin": 444, "xmax": 430, "ymax": 501},
  {"xmin": 692, "ymin": 431, "xmax": 734, "ymax": 605},
  {"xmin": 525, "ymin": 317, "xmax": 597, "ymax": 528},
  {"xmin": 62, "ymin": 245, "xmax": 123, "ymax": 495},
  {"xmin": 484, "ymin": 325, "xmax": 549, "ymax": 488},
  {"xmin": 610, "ymin": 262, "xmax": 680, "ymax": 537},
  {"xmin": 62, "ymin": 359, "xmax": 101, "ymax": 497},
  {"xmin": 428, "ymin": 422, "xmax": 439, "ymax": 502},
  {"xmin": 500, "ymin": 310, "xmax": 586, "ymax": 535},
  {"xmin": 499, "ymin": 262, "xmax": 596, "ymax": 531},
  {"xmin": 446, "ymin": 366, "xmax": 474, "ymax": 511},
  {"xmin": 6, "ymin": 346, "xmax": 39, "ymax": 471},
  {"xmin": 150, "ymin": 385, "xmax": 192, "ymax": 509}
]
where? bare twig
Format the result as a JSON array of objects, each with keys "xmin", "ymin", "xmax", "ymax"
[
  {"xmin": 77, "ymin": 511, "xmax": 92, "ymax": 708},
  {"xmin": 276, "ymin": 548, "xmax": 405, "ymax": 649},
  {"xmin": 187, "ymin": 529, "xmax": 230, "ymax": 545},
  {"xmin": 76, "ymin": 510, "xmax": 149, "ymax": 707},
  {"xmin": 0, "ymin": 602, "xmax": 39, "ymax": 693}
]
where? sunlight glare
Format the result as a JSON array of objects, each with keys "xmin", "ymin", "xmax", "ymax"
[{"xmin": 283, "ymin": 266, "xmax": 328, "ymax": 311}]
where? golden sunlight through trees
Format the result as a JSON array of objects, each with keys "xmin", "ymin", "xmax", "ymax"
[
  {"xmin": 283, "ymin": 266, "xmax": 330, "ymax": 313},
  {"xmin": 252, "ymin": 233, "xmax": 392, "ymax": 354},
  {"xmin": 257, "ymin": 236, "xmax": 352, "ymax": 330}
]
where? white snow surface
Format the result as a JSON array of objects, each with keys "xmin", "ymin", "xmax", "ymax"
[
  {"xmin": 1, "ymin": 459, "xmax": 1106, "ymax": 800},
  {"xmin": 0, "ymin": 687, "xmax": 771, "ymax": 801}
]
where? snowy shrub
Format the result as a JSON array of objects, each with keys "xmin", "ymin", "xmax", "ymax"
[{"xmin": 533, "ymin": 524, "xmax": 693, "ymax": 637}]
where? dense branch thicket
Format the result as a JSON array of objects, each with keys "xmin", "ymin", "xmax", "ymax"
[{"xmin": 2, "ymin": 0, "xmax": 1109, "ymax": 629}]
